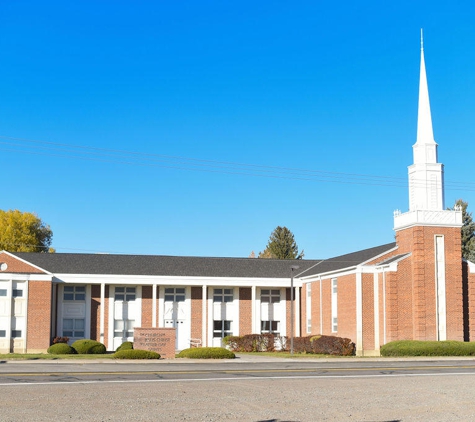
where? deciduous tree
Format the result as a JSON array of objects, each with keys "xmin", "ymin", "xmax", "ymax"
[{"xmin": 0, "ymin": 209, "xmax": 54, "ymax": 252}]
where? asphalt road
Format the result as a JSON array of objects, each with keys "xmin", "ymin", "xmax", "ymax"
[{"xmin": 1, "ymin": 356, "xmax": 475, "ymax": 421}]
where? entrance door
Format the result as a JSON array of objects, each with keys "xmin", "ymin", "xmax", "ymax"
[
  {"xmin": 113, "ymin": 287, "xmax": 137, "ymax": 350},
  {"xmin": 163, "ymin": 288, "xmax": 188, "ymax": 350}
]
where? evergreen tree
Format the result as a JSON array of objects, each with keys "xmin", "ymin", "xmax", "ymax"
[
  {"xmin": 258, "ymin": 226, "xmax": 304, "ymax": 259},
  {"xmin": 451, "ymin": 200, "xmax": 475, "ymax": 262}
]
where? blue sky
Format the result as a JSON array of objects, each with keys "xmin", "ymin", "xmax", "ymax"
[{"xmin": 1, "ymin": 1, "xmax": 475, "ymax": 258}]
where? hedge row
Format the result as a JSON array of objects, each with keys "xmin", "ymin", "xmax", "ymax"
[
  {"xmin": 380, "ymin": 340, "xmax": 475, "ymax": 357},
  {"xmin": 177, "ymin": 347, "xmax": 235, "ymax": 359},
  {"xmin": 114, "ymin": 349, "xmax": 160, "ymax": 359},
  {"xmin": 224, "ymin": 334, "xmax": 355, "ymax": 356}
]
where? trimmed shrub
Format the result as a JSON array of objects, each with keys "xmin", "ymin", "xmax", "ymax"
[
  {"xmin": 71, "ymin": 339, "xmax": 107, "ymax": 354},
  {"xmin": 116, "ymin": 341, "xmax": 134, "ymax": 352},
  {"xmin": 47, "ymin": 343, "xmax": 77, "ymax": 355},
  {"xmin": 380, "ymin": 340, "xmax": 475, "ymax": 357},
  {"xmin": 177, "ymin": 347, "xmax": 235, "ymax": 359},
  {"xmin": 224, "ymin": 334, "xmax": 275, "ymax": 352},
  {"xmin": 114, "ymin": 349, "xmax": 161, "ymax": 359}
]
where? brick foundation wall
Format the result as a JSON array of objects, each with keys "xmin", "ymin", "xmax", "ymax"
[
  {"xmin": 27, "ymin": 280, "xmax": 53, "ymax": 352},
  {"xmin": 239, "ymin": 288, "xmax": 252, "ymax": 335}
]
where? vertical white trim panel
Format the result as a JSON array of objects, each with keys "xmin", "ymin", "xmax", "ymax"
[
  {"xmin": 252, "ymin": 285, "xmax": 258, "ymax": 333},
  {"xmin": 435, "ymin": 235, "xmax": 447, "ymax": 340},
  {"xmin": 100, "ymin": 283, "xmax": 105, "ymax": 345},
  {"xmin": 152, "ymin": 284, "xmax": 157, "ymax": 328},
  {"xmin": 356, "ymin": 270, "xmax": 363, "ymax": 355},
  {"xmin": 295, "ymin": 285, "xmax": 300, "ymax": 337},
  {"xmin": 374, "ymin": 272, "xmax": 380, "ymax": 352},
  {"xmin": 202, "ymin": 284, "xmax": 207, "ymax": 346}
]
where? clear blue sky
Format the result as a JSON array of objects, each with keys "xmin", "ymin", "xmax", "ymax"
[{"xmin": 1, "ymin": 1, "xmax": 475, "ymax": 258}]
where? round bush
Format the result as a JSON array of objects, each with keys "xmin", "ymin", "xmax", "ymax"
[
  {"xmin": 116, "ymin": 341, "xmax": 134, "ymax": 352},
  {"xmin": 47, "ymin": 343, "xmax": 77, "ymax": 355},
  {"xmin": 114, "ymin": 349, "xmax": 160, "ymax": 359},
  {"xmin": 177, "ymin": 347, "xmax": 235, "ymax": 359},
  {"xmin": 71, "ymin": 339, "xmax": 107, "ymax": 354}
]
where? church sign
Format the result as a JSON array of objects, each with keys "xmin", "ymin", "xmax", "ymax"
[{"xmin": 133, "ymin": 328, "xmax": 176, "ymax": 359}]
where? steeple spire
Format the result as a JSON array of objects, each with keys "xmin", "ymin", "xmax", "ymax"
[{"xmin": 415, "ymin": 28, "xmax": 436, "ymax": 148}]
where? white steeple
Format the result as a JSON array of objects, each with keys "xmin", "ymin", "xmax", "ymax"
[
  {"xmin": 408, "ymin": 29, "xmax": 444, "ymax": 212},
  {"xmin": 394, "ymin": 31, "xmax": 462, "ymax": 231}
]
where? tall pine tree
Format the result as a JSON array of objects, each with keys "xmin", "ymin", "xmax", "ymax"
[
  {"xmin": 451, "ymin": 199, "xmax": 475, "ymax": 262},
  {"xmin": 258, "ymin": 226, "xmax": 304, "ymax": 259}
]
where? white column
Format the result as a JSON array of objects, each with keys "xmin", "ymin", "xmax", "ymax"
[
  {"xmin": 100, "ymin": 283, "xmax": 105, "ymax": 345},
  {"xmin": 356, "ymin": 270, "xmax": 363, "ymax": 355},
  {"xmin": 251, "ymin": 285, "xmax": 257, "ymax": 333},
  {"xmin": 202, "ymin": 285, "xmax": 207, "ymax": 346},
  {"xmin": 152, "ymin": 284, "xmax": 157, "ymax": 328},
  {"xmin": 295, "ymin": 285, "xmax": 301, "ymax": 337}
]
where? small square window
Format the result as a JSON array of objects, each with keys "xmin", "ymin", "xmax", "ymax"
[
  {"xmin": 165, "ymin": 288, "xmax": 174, "ymax": 294},
  {"xmin": 115, "ymin": 287, "xmax": 125, "ymax": 293},
  {"xmin": 176, "ymin": 288, "xmax": 185, "ymax": 294},
  {"xmin": 0, "ymin": 330, "xmax": 5, "ymax": 337},
  {"xmin": 164, "ymin": 295, "xmax": 174, "ymax": 302},
  {"xmin": 125, "ymin": 294, "xmax": 135, "ymax": 301},
  {"xmin": 76, "ymin": 286, "xmax": 86, "ymax": 292},
  {"xmin": 64, "ymin": 293, "xmax": 74, "ymax": 301},
  {"xmin": 75, "ymin": 293, "xmax": 86, "ymax": 301},
  {"xmin": 11, "ymin": 330, "xmax": 22, "ymax": 338},
  {"xmin": 12, "ymin": 289, "xmax": 23, "ymax": 298},
  {"xmin": 126, "ymin": 287, "xmax": 135, "ymax": 293},
  {"xmin": 115, "ymin": 294, "xmax": 125, "ymax": 301},
  {"xmin": 0, "ymin": 289, "xmax": 7, "ymax": 297},
  {"xmin": 224, "ymin": 289, "xmax": 233, "ymax": 295},
  {"xmin": 64, "ymin": 286, "xmax": 74, "ymax": 292}
]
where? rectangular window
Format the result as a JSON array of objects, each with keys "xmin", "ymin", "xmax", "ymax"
[
  {"xmin": 114, "ymin": 319, "xmax": 135, "ymax": 338},
  {"xmin": 0, "ymin": 289, "xmax": 7, "ymax": 296},
  {"xmin": 115, "ymin": 287, "xmax": 135, "ymax": 302},
  {"xmin": 213, "ymin": 288, "xmax": 233, "ymax": 303},
  {"xmin": 306, "ymin": 283, "xmax": 312, "ymax": 333},
  {"xmin": 12, "ymin": 289, "xmax": 23, "ymax": 298},
  {"xmin": 261, "ymin": 320, "xmax": 280, "ymax": 335},
  {"xmin": 63, "ymin": 318, "xmax": 85, "ymax": 338},
  {"xmin": 261, "ymin": 289, "xmax": 280, "ymax": 304},
  {"xmin": 331, "ymin": 278, "xmax": 338, "ymax": 332},
  {"xmin": 11, "ymin": 330, "xmax": 22, "ymax": 338},
  {"xmin": 0, "ymin": 330, "xmax": 5, "ymax": 337},
  {"xmin": 213, "ymin": 320, "xmax": 232, "ymax": 338},
  {"xmin": 165, "ymin": 287, "xmax": 185, "ymax": 302},
  {"xmin": 64, "ymin": 285, "xmax": 86, "ymax": 301}
]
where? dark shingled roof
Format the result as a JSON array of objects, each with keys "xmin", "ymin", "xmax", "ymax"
[
  {"xmin": 297, "ymin": 242, "xmax": 397, "ymax": 278},
  {"xmin": 12, "ymin": 252, "xmax": 322, "ymax": 279},
  {"xmin": 375, "ymin": 253, "xmax": 410, "ymax": 266},
  {"xmin": 12, "ymin": 242, "xmax": 396, "ymax": 279}
]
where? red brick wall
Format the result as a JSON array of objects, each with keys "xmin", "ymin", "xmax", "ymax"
[
  {"xmin": 0, "ymin": 252, "xmax": 45, "ymax": 274},
  {"xmin": 301, "ymin": 284, "xmax": 307, "ymax": 335},
  {"xmin": 336, "ymin": 275, "xmax": 357, "ymax": 341},
  {"xmin": 142, "ymin": 286, "xmax": 152, "ymax": 327},
  {"xmin": 27, "ymin": 280, "xmax": 52, "ymax": 352},
  {"xmin": 239, "ymin": 288, "xmax": 252, "ymax": 335},
  {"xmin": 191, "ymin": 287, "xmax": 203, "ymax": 341},
  {"xmin": 395, "ymin": 225, "xmax": 463, "ymax": 341}
]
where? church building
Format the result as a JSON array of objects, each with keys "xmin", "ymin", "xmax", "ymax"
[{"xmin": 1, "ymin": 38, "xmax": 474, "ymax": 356}]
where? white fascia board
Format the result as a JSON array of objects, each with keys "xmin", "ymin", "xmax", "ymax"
[
  {"xmin": 360, "ymin": 246, "xmax": 399, "ymax": 266},
  {"xmin": 0, "ymin": 273, "xmax": 53, "ymax": 281},
  {"xmin": 52, "ymin": 273, "xmax": 299, "ymax": 287},
  {"xmin": 298, "ymin": 266, "xmax": 358, "ymax": 282},
  {"xmin": 0, "ymin": 250, "xmax": 53, "ymax": 275}
]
